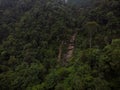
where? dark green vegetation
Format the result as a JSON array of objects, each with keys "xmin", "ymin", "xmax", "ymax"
[{"xmin": 0, "ymin": 0, "xmax": 120, "ymax": 90}]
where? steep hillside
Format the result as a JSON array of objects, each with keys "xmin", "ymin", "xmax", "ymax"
[{"xmin": 0, "ymin": 0, "xmax": 120, "ymax": 90}]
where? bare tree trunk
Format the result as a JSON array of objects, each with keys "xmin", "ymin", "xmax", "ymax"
[
  {"xmin": 58, "ymin": 41, "xmax": 64, "ymax": 62},
  {"xmin": 89, "ymin": 31, "xmax": 92, "ymax": 48}
]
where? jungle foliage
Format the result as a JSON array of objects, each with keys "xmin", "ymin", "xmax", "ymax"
[{"xmin": 0, "ymin": 0, "xmax": 120, "ymax": 90}]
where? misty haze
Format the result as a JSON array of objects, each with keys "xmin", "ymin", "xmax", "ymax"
[{"xmin": 0, "ymin": 0, "xmax": 120, "ymax": 90}]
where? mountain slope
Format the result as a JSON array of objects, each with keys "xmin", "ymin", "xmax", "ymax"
[{"xmin": 0, "ymin": 0, "xmax": 120, "ymax": 90}]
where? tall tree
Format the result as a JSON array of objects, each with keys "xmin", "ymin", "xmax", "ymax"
[{"xmin": 85, "ymin": 21, "xmax": 99, "ymax": 48}]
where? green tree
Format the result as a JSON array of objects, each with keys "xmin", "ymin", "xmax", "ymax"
[{"xmin": 85, "ymin": 21, "xmax": 99, "ymax": 48}]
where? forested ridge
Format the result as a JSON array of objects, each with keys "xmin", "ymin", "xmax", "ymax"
[{"xmin": 0, "ymin": 0, "xmax": 120, "ymax": 90}]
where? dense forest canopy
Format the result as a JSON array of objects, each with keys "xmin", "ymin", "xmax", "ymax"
[{"xmin": 0, "ymin": 0, "xmax": 120, "ymax": 90}]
